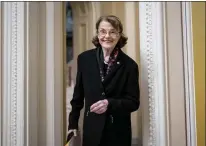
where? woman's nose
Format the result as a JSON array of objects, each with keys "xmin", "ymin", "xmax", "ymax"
[{"xmin": 105, "ymin": 32, "xmax": 110, "ymax": 38}]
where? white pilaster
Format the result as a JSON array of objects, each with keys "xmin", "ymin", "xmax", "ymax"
[
  {"xmin": 45, "ymin": 2, "xmax": 64, "ymax": 146},
  {"xmin": 139, "ymin": 2, "xmax": 168, "ymax": 146},
  {"xmin": 46, "ymin": 3, "xmax": 55, "ymax": 145},
  {"xmin": 139, "ymin": 2, "xmax": 197, "ymax": 146},
  {"xmin": 2, "ymin": 2, "xmax": 25, "ymax": 146},
  {"xmin": 25, "ymin": 2, "xmax": 41, "ymax": 146},
  {"xmin": 182, "ymin": 2, "xmax": 197, "ymax": 146}
]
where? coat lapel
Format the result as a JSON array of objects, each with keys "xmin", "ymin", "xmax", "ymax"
[{"xmin": 93, "ymin": 48, "xmax": 106, "ymax": 91}]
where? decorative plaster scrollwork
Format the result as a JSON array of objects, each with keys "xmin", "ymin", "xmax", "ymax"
[
  {"xmin": 145, "ymin": 2, "xmax": 156, "ymax": 146},
  {"xmin": 11, "ymin": 2, "xmax": 18, "ymax": 146}
]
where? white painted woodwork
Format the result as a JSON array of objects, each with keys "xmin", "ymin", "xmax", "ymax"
[{"xmin": 0, "ymin": 2, "xmax": 197, "ymax": 146}]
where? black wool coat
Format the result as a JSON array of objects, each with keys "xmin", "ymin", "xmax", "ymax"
[{"xmin": 68, "ymin": 48, "xmax": 140, "ymax": 146}]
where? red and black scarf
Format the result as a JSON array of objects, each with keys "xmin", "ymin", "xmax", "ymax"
[{"xmin": 96, "ymin": 47, "xmax": 119, "ymax": 82}]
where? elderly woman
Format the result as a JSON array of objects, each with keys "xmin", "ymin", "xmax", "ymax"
[{"xmin": 68, "ymin": 15, "xmax": 140, "ymax": 146}]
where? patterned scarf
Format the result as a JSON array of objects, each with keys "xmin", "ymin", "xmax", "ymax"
[{"xmin": 96, "ymin": 47, "xmax": 119, "ymax": 82}]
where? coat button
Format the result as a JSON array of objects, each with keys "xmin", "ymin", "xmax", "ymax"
[{"xmin": 102, "ymin": 92, "xmax": 105, "ymax": 96}]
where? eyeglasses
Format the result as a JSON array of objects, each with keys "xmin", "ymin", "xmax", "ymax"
[{"xmin": 98, "ymin": 29, "xmax": 120, "ymax": 38}]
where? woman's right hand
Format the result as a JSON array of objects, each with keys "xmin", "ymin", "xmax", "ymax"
[
  {"xmin": 68, "ymin": 129, "xmax": 78, "ymax": 136},
  {"xmin": 90, "ymin": 99, "xmax": 108, "ymax": 114}
]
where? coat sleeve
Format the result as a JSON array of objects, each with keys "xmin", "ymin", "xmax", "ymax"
[
  {"xmin": 107, "ymin": 63, "xmax": 140, "ymax": 114},
  {"xmin": 68, "ymin": 56, "xmax": 84, "ymax": 130}
]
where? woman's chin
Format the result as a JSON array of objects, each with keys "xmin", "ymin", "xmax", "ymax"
[{"xmin": 102, "ymin": 45, "xmax": 115, "ymax": 50}]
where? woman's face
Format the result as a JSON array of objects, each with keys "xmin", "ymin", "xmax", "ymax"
[{"xmin": 97, "ymin": 21, "xmax": 120, "ymax": 51}]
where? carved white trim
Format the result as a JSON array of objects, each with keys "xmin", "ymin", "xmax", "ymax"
[
  {"xmin": 139, "ymin": 2, "xmax": 197, "ymax": 146},
  {"xmin": 139, "ymin": 2, "xmax": 168, "ymax": 146},
  {"xmin": 11, "ymin": 3, "xmax": 18, "ymax": 145},
  {"xmin": 181, "ymin": 2, "xmax": 197, "ymax": 146},
  {"xmin": 2, "ymin": 2, "xmax": 25, "ymax": 146}
]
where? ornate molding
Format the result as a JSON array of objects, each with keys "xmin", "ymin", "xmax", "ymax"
[
  {"xmin": 139, "ymin": 2, "xmax": 156, "ymax": 146},
  {"xmin": 11, "ymin": 3, "xmax": 18, "ymax": 145},
  {"xmin": 140, "ymin": 2, "xmax": 197, "ymax": 146},
  {"xmin": 2, "ymin": 2, "xmax": 25, "ymax": 146},
  {"xmin": 139, "ymin": 2, "xmax": 168, "ymax": 146},
  {"xmin": 144, "ymin": 3, "xmax": 156, "ymax": 146}
]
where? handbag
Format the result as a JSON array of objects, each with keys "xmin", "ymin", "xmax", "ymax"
[{"xmin": 65, "ymin": 131, "xmax": 82, "ymax": 146}]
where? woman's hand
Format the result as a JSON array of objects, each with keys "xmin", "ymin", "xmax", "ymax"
[
  {"xmin": 68, "ymin": 129, "xmax": 78, "ymax": 136},
  {"xmin": 90, "ymin": 99, "xmax": 109, "ymax": 114}
]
